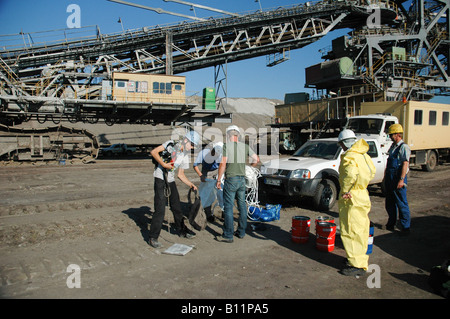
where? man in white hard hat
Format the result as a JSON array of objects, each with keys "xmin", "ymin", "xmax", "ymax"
[
  {"xmin": 337, "ymin": 129, "xmax": 376, "ymax": 276},
  {"xmin": 216, "ymin": 125, "xmax": 259, "ymax": 242},
  {"xmin": 193, "ymin": 141, "xmax": 224, "ymax": 222}
]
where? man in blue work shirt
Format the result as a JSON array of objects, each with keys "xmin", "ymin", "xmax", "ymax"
[
  {"xmin": 384, "ymin": 123, "xmax": 411, "ymax": 235},
  {"xmin": 193, "ymin": 142, "xmax": 224, "ymax": 222}
]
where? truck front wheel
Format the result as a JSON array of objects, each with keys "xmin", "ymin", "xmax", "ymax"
[{"xmin": 312, "ymin": 179, "xmax": 337, "ymax": 211}]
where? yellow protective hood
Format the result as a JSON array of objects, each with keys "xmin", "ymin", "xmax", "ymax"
[
  {"xmin": 348, "ymin": 139, "xmax": 369, "ymax": 154},
  {"xmin": 339, "ymin": 138, "xmax": 375, "ymax": 193}
]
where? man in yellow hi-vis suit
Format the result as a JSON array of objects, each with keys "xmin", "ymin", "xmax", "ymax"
[{"xmin": 337, "ymin": 130, "xmax": 376, "ymax": 277}]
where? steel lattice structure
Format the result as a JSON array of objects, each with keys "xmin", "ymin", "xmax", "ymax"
[{"xmin": 0, "ymin": 0, "xmax": 448, "ymax": 126}]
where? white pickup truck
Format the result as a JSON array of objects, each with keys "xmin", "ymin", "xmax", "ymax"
[{"xmin": 260, "ymin": 137, "xmax": 386, "ymax": 211}]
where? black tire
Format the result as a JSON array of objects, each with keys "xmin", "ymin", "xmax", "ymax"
[
  {"xmin": 105, "ymin": 116, "xmax": 116, "ymax": 126},
  {"xmin": 380, "ymin": 178, "xmax": 386, "ymax": 197},
  {"xmin": 312, "ymin": 179, "xmax": 337, "ymax": 211},
  {"xmin": 67, "ymin": 114, "xmax": 78, "ymax": 123},
  {"xmin": 422, "ymin": 150, "xmax": 437, "ymax": 172},
  {"xmin": 51, "ymin": 114, "xmax": 61, "ymax": 124},
  {"xmin": 36, "ymin": 114, "xmax": 47, "ymax": 124}
]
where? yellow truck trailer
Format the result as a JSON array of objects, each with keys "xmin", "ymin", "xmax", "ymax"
[{"xmin": 351, "ymin": 101, "xmax": 450, "ymax": 171}]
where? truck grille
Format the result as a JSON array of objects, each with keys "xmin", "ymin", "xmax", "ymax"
[{"xmin": 265, "ymin": 169, "xmax": 290, "ymax": 176}]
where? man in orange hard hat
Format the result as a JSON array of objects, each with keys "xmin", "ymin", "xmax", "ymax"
[{"xmin": 385, "ymin": 123, "xmax": 411, "ymax": 234}]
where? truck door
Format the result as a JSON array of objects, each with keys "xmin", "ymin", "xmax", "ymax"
[{"xmin": 366, "ymin": 140, "xmax": 386, "ymax": 183}]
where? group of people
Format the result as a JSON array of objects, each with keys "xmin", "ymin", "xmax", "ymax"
[
  {"xmin": 337, "ymin": 123, "xmax": 411, "ymax": 276},
  {"xmin": 148, "ymin": 121, "xmax": 412, "ymax": 279},
  {"xmin": 149, "ymin": 125, "xmax": 259, "ymax": 249}
]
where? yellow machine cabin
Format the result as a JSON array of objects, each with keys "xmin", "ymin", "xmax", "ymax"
[{"xmin": 111, "ymin": 73, "xmax": 186, "ymax": 105}]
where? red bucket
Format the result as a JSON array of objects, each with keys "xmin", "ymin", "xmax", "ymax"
[
  {"xmin": 315, "ymin": 237, "xmax": 335, "ymax": 252},
  {"xmin": 292, "ymin": 216, "xmax": 310, "ymax": 243},
  {"xmin": 316, "ymin": 221, "xmax": 336, "ymax": 238},
  {"xmin": 315, "ymin": 222, "xmax": 336, "ymax": 252},
  {"xmin": 315, "ymin": 216, "xmax": 335, "ymax": 228}
]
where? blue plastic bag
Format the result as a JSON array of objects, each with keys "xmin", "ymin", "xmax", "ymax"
[{"xmin": 248, "ymin": 204, "xmax": 281, "ymax": 222}]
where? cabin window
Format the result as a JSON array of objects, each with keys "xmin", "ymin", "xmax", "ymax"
[
  {"xmin": 116, "ymin": 80, "xmax": 126, "ymax": 88},
  {"xmin": 133, "ymin": 81, "xmax": 147, "ymax": 93},
  {"xmin": 429, "ymin": 111, "xmax": 437, "ymax": 126},
  {"xmin": 443, "ymin": 112, "xmax": 449, "ymax": 126},
  {"xmin": 153, "ymin": 82, "xmax": 173, "ymax": 94},
  {"xmin": 414, "ymin": 110, "xmax": 423, "ymax": 125},
  {"xmin": 174, "ymin": 84, "xmax": 182, "ymax": 91},
  {"xmin": 159, "ymin": 82, "xmax": 165, "ymax": 94},
  {"xmin": 141, "ymin": 81, "xmax": 148, "ymax": 93},
  {"xmin": 153, "ymin": 82, "xmax": 159, "ymax": 94}
]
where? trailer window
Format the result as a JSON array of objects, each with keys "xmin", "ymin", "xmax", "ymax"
[
  {"xmin": 429, "ymin": 111, "xmax": 437, "ymax": 125},
  {"xmin": 443, "ymin": 112, "xmax": 449, "ymax": 126},
  {"xmin": 414, "ymin": 110, "xmax": 423, "ymax": 125}
]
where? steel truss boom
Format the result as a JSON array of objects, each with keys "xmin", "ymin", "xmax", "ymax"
[
  {"xmin": 0, "ymin": 0, "xmax": 447, "ymax": 126},
  {"xmin": 1, "ymin": 1, "xmax": 371, "ymax": 75}
]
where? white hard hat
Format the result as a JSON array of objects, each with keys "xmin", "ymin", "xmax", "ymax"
[
  {"xmin": 185, "ymin": 130, "xmax": 201, "ymax": 146},
  {"xmin": 338, "ymin": 129, "xmax": 356, "ymax": 142},
  {"xmin": 226, "ymin": 125, "xmax": 241, "ymax": 135},
  {"xmin": 338, "ymin": 129, "xmax": 357, "ymax": 148}
]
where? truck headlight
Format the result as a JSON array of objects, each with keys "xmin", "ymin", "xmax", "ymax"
[{"xmin": 291, "ymin": 169, "xmax": 311, "ymax": 179}]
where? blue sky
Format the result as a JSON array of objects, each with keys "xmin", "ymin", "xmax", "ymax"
[{"xmin": 0, "ymin": 0, "xmax": 448, "ymax": 104}]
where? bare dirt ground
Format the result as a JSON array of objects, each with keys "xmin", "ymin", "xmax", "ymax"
[{"xmin": 0, "ymin": 156, "xmax": 449, "ymax": 303}]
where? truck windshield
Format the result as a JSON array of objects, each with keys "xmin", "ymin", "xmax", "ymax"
[
  {"xmin": 293, "ymin": 141, "xmax": 341, "ymax": 160},
  {"xmin": 347, "ymin": 118, "xmax": 383, "ymax": 134}
]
